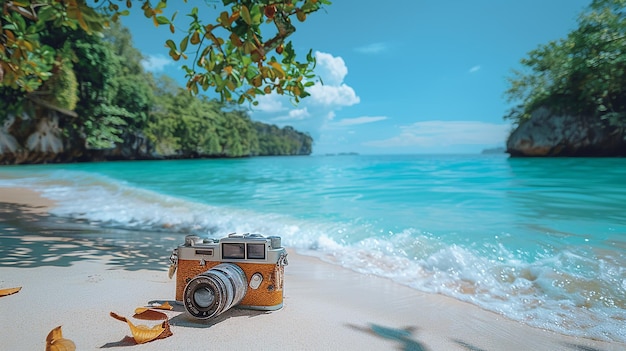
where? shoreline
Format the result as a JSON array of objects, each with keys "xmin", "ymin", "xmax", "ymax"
[{"xmin": 0, "ymin": 188, "xmax": 624, "ymax": 350}]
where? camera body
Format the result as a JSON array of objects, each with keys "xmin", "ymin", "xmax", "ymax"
[{"xmin": 172, "ymin": 233, "xmax": 287, "ymax": 316}]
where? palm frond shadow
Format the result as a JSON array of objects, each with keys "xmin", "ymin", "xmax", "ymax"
[
  {"xmin": 0, "ymin": 202, "xmax": 181, "ymax": 271},
  {"xmin": 347, "ymin": 323, "xmax": 429, "ymax": 351}
]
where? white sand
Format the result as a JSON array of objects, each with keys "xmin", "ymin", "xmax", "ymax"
[{"xmin": 0, "ymin": 188, "xmax": 624, "ymax": 350}]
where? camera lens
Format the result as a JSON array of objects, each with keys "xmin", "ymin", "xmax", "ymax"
[
  {"xmin": 193, "ymin": 287, "xmax": 215, "ymax": 308},
  {"xmin": 183, "ymin": 263, "xmax": 247, "ymax": 319}
]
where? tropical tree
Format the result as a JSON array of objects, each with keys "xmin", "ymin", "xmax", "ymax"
[
  {"xmin": 144, "ymin": 78, "xmax": 308, "ymax": 158},
  {"xmin": 217, "ymin": 109, "xmax": 258, "ymax": 156},
  {"xmin": 1, "ymin": 0, "xmax": 331, "ymax": 106},
  {"xmin": 504, "ymin": 0, "xmax": 626, "ymax": 129},
  {"xmin": 253, "ymin": 122, "xmax": 311, "ymax": 155}
]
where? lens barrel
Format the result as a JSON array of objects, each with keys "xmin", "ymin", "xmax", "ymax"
[{"xmin": 183, "ymin": 263, "xmax": 248, "ymax": 319}]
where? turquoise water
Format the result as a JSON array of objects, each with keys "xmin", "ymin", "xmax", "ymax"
[{"xmin": 0, "ymin": 154, "xmax": 624, "ymax": 342}]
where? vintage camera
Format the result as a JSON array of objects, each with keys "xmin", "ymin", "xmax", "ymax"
[{"xmin": 169, "ymin": 233, "xmax": 288, "ymax": 319}]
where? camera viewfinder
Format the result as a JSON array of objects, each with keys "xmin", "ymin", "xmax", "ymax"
[
  {"xmin": 222, "ymin": 243, "xmax": 245, "ymax": 259},
  {"xmin": 247, "ymin": 243, "xmax": 266, "ymax": 259}
]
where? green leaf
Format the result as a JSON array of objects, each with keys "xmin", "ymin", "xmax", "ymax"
[
  {"xmin": 2, "ymin": 23, "xmax": 17, "ymax": 31},
  {"xmin": 249, "ymin": 4, "xmax": 263, "ymax": 25},
  {"xmin": 12, "ymin": 11, "xmax": 27, "ymax": 31},
  {"xmin": 301, "ymin": 0, "xmax": 318, "ymax": 13},
  {"xmin": 37, "ymin": 6, "xmax": 56, "ymax": 22},
  {"xmin": 241, "ymin": 5, "xmax": 252, "ymax": 25},
  {"xmin": 180, "ymin": 36, "xmax": 189, "ymax": 52},
  {"xmin": 165, "ymin": 39, "xmax": 177, "ymax": 51},
  {"xmin": 223, "ymin": 89, "xmax": 232, "ymax": 101},
  {"xmin": 156, "ymin": 16, "xmax": 170, "ymax": 24}
]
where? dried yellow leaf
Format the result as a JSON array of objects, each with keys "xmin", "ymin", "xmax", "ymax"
[
  {"xmin": 133, "ymin": 309, "xmax": 169, "ymax": 320},
  {"xmin": 45, "ymin": 326, "xmax": 76, "ymax": 351},
  {"xmin": 269, "ymin": 61, "xmax": 285, "ymax": 78},
  {"xmin": 110, "ymin": 311, "xmax": 172, "ymax": 344},
  {"xmin": 0, "ymin": 286, "xmax": 21, "ymax": 297}
]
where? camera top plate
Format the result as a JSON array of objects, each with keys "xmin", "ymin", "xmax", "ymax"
[{"xmin": 177, "ymin": 233, "xmax": 285, "ymax": 264}]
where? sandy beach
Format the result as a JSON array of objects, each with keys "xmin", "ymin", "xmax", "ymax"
[{"xmin": 0, "ymin": 188, "xmax": 624, "ymax": 350}]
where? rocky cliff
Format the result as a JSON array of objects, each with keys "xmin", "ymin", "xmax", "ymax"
[
  {"xmin": 506, "ymin": 107, "xmax": 626, "ymax": 157},
  {"xmin": 0, "ymin": 111, "xmax": 87, "ymax": 164},
  {"xmin": 0, "ymin": 110, "xmax": 149, "ymax": 164}
]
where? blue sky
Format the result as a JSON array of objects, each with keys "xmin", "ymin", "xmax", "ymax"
[{"xmin": 123, "ymin": 0, "xmax": 591, "ymax": 155}]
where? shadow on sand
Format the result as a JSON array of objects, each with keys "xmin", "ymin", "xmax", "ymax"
[
  {"xmin": 347, "ymin": 323, "xmax": 613, "ymax": 351},
  {"xmin": 347, "ymin": 323, "xmax": 430, "ymax": 351},
  {"xmin": 168, "ymin": 307, "xmax": 270, "ymax": 329},
  {"xmin": 0, "ymin": 202, "xmax": 182, "ymax": 271}
]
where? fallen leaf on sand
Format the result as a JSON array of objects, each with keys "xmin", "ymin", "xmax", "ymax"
[
  {"xmin": 133, "ymin": 308, "xmax": 171, "ymax": 321},
  {"xmin": 45, "ymin": 325, "xmax": 76, "ymax": 351},
  {"xmin": 0, "ymin": 286, "xmax": 21, "ymax": 297},
  {"xmin": 110, "ymin": 311, "xmax": 172, "ymax": 344}
]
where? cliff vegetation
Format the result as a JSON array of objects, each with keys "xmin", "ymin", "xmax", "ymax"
[{"xmin": 504, "ymin": 0, "xmax": 626, "ymax": 156}]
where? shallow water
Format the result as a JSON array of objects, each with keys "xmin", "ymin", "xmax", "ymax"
[{"xmin": 0, "ymin": 154, "xmax": 624, "ymax": 342}]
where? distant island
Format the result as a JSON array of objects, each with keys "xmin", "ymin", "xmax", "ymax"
[{"xmin": 324, "ymin": 152, "xmax": 360, "ymax": 156}]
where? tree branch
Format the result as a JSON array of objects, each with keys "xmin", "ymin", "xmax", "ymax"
[{"xmin": 26, "ymin": 94, "xmax": 78, "ymax": 118}]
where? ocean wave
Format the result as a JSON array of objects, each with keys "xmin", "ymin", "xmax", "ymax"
[{"xmin": 305, "ymin": 232, "xmax": 626, "ymax": 343}]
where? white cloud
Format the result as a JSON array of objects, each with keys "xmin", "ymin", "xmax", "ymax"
[
  {"xmin": 308, "ymin": 52, "xmax": 360, "ymax": 107},
  {"xmin": 141, "ymin": 54, "xmax": 172, "ymax": 72},
  {"xmin": 309, "ymin": 83, "xmax": 360, "ymax": 107},
  {"xmin": 332, "ymin": 116, "xmax": 388, "ymax": 127},
  {"xmin": 314, "ymin": 51, "xmax": 348, "ymax": 85},
  {"xmin": 366, "ymin": 120, "xmax": 510, "ymax": 148},
  {"xmin": 469, "ymin": 65, "xmax": 481, "ymax": 73},
  {"xmin": 253, "ymin": 94, "xmax": 288, "ymax": 113},
  {"xmin": 355, "ymin": 42, "xmax": 388, "ymax": 54},
  {"xmin": 273, "ymin": 108, "xmax": 310, "ymax": 121}
]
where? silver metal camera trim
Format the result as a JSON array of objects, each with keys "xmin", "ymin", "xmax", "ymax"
[{"xmin": 177, "ymin": 233, "xmax": 286, "ymax": 265}]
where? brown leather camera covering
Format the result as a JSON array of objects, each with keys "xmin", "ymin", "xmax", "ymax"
[{"xmin": 176, "ymin": 259, "xmax": 284, "ymax": 308}]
